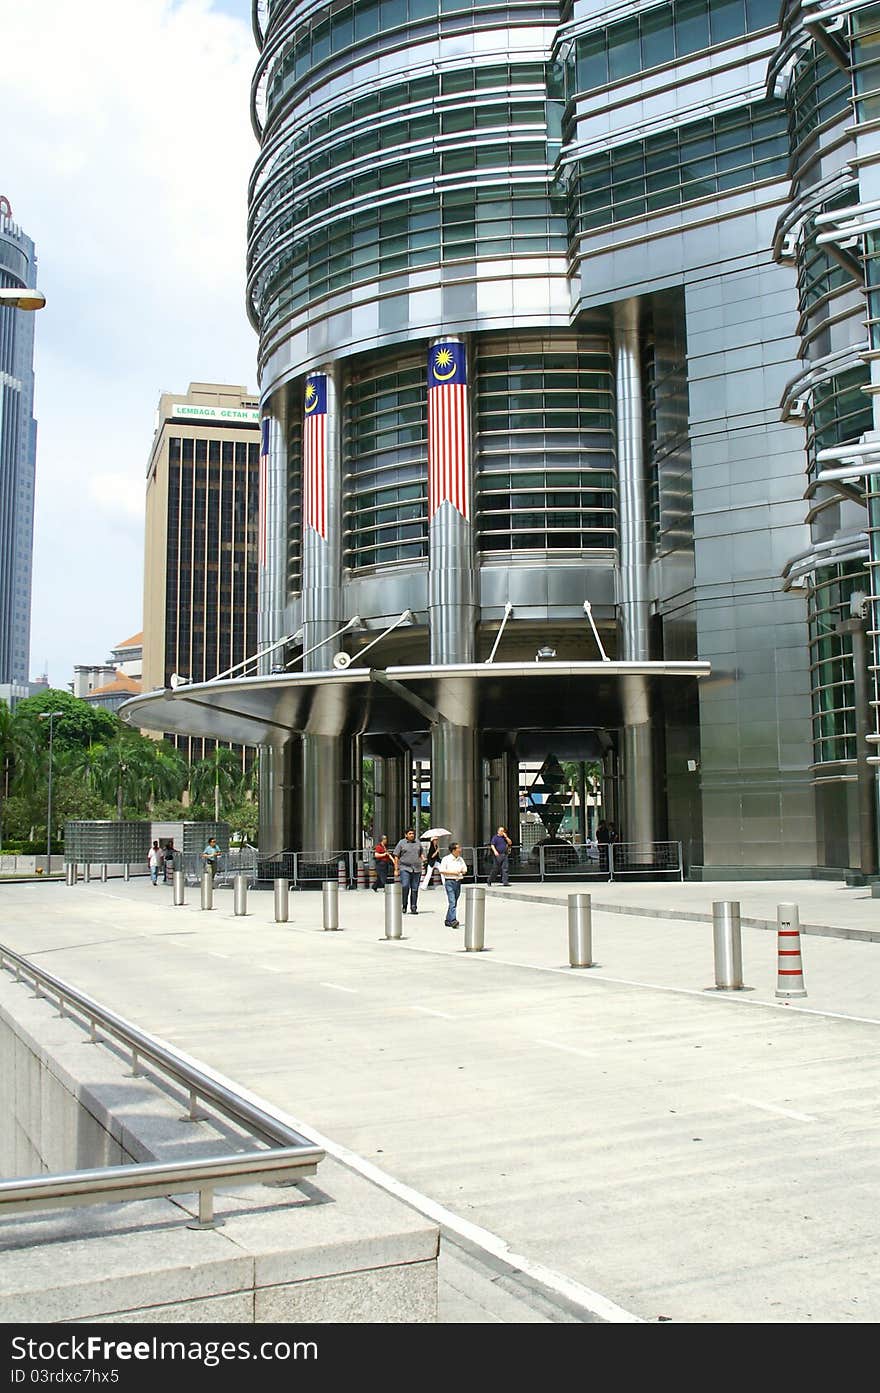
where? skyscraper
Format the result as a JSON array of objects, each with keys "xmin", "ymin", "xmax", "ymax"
[
  {"xmin": 126, "ymin": 1, "xmax": 880, "ymax": 877},
  {"xmin": 142, "ymin": 383, "xmax": 260, "ymax": 763},
  {"xmin": 0, "ymin": 199, "xmax": 38, "ymax": 689}
]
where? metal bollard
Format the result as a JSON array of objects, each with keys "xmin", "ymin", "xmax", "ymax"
[
  {"xmin": 201, "ymin": 870, "xmax": 213, "ymax": 911},
  {"xmin": 568, "ymin": 893, "xmax": 594, "ymax": 967},
  {"xmin": 274, "ymin": 878, "xmax": 289, "ymax": 923},
  {"xmin": 712, "ymin": 900, "xmax": 744, "ymax": 989},
  {"xmin": 65, "ymin": 862, "xmax": 75, "ymax": 887},
  {"xmin": 123, "ymin": 863, "xmax": 130, "ymax": 883},
  {"xmin": 234, "ymin": 873, "xmax": 248, "ymax": 916},
  {"xmin": 100, "ymin": 863, "xmax": 108, "ymax": 883},
  {"xmin": 84, "ymin": 862, "xmax": 91, "ymax": 883},
  {"xmin": 173, "ymin": 869, "xmax": 185, "ymax": 906},
  {"xmin": 384, "ymin": 882, "xmax": 403, "ymax": 939},
  {"xmin": 463, "ymin": 885, "xmax": 486, "ymax": 951},
  {"xmin": 323, "ymin": 879, "xmax": 339, "ymax": 931}
]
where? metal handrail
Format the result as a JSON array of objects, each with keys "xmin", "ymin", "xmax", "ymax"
[{"xmin": 0, "ymin": 943, "xmax": 324, "ymax": 1225}]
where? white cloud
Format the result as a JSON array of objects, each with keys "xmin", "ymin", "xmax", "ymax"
[{"xmin": 0, "ymin": 0, "xmax": 258, "ymax": 686}]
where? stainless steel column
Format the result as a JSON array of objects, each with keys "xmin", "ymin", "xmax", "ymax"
[
  {"xmin": 274, "ymin": 878, "xmax": 289, "ymax": 922},
  {"xmin": 614, "ymin": 298, "xmax": 655, "ymax": 846},
  {"xmin": 712, "ymin": 901, "xmax": 744, "ymax": 989},
  {"xmin": 384, "ymin": 883, "xmax": 403, "ymax": 939},
  {"xmin": 486, "ymin": 751, "xmax": 519, "ymax": 845},
  {"xmin": 301, "ymin": 364, "xmax": 346, "ymax": 853},
  {"xmin": 257, "ymin": 391, "xmax": 294, "ymax": 865},
  {"xmin": 568, "ymin": 893, "xmax": 594, "ymax": 968},
  {"xmin": 373, "ymin": 753, "xmax": 411, "ymax": 839},
  {"xmin": 259, "ymin": 737, "xmax": 298, "ymax": 856},
  {"xmin": 258, "ymin": 399, "xmax": 289, "ymax": 667},
  {"xmin": 428, "ymin": 337, "xmax": 479, "ymax": 850},
  {"xmin": 432, "ymin": 718, "xmax": 478, "ymax": 849},
  {"xmin": 301, "ymin": 729, "xmax": 347, "ymax": 852},
  {"xmin": 463, "ymin": 885, "xmax": 486, "ymax": 951},
  {"xmin": 322, "ymin": 880, "xmax": 339, "ymax": 931},
  {"xmin": 173, "ymin": 869, "xmax": 185, "ymax": 905},
  {"xmin": 234, "ymin": 874, "xmax": 248, "ymax": 916},
  {"xmin": 201, "ymin": 870, "xmax": 213, "ymax": 911}
]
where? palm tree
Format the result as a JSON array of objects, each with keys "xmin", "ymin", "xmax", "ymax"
[
  {"xmin": 93, "ymin": 736, "xmax": 158, "ymax": 818},
  {"xmin": 6, "ymin": 708, "xmax": 45, "ymax": 801},
  {"xmin": 189, "ymin": 747, "xmax": 244, "ymax": 818}
]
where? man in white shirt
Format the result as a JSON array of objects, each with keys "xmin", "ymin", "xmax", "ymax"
[{"xmin": 439, "ymin": 842, "xmax": 468, "ymax": 927}]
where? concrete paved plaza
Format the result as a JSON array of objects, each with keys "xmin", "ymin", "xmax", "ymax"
[{"xmin": 1, "ymin": 874, "xmax": 879, "ymax": 1323}]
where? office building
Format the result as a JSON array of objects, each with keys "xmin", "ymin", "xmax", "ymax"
[
  {"xmin": 125, "ymin": 0, "xmax": 880, "ymax": 876},
  {"xmin": 142, "ymin": 384, "xmax": 260, "ymax": 762},
  {"xmin": 0, "ymin": 200, "xmax": 38, "ymax": 687}
]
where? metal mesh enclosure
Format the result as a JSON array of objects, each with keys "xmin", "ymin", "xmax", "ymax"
[
  {"xmin": 181, "ymin": 822, "xmax": 230, "ymax": 852},
  {"xmin": 64, "ymin": 822, "xmax": 151, "ymax": 865}
]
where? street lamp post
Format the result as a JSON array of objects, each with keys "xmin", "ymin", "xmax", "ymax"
[{"xmin": 38, "ymin": 711, "xmax": 64, "ymax": 874}]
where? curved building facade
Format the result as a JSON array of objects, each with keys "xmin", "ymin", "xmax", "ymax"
[{"xmin": 125, "ymin": 0, "xmax": 880, "ymax": 874}]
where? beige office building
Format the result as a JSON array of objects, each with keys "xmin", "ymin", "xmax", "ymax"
[{"xmin": 143, "ymin": 383, "xmax": 260, "ymax": 761}]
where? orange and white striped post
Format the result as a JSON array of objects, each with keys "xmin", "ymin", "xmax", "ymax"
[{"xmin": 775, "ymin": 903, "xmax": 807, "ymax": 999}]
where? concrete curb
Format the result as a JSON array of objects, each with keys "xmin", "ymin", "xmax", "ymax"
[{"xmin": 490, "ymin": 890, "xmax": 880, "ymax": 945}]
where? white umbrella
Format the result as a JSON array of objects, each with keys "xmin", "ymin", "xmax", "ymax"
[{"xmin": 420, "ymin": 827, "xmax": 452, "ymax": 839}]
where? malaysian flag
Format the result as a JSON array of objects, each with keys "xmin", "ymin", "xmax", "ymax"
[
  {"xmin": 427, "ymin": 341, "xmax": 470, "ymax": 521},
  {"xmin": 258, "ymin": 416, "xmax": 269, "ymax": 568},
  {"xmin": 303, "ymin": 374, "xmax": 328, "ymax": 540}
]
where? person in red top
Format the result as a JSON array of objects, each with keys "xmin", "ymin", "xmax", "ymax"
[{"xmin": 373, "ymin": 834, "xmax": 392, "ymax": 891}]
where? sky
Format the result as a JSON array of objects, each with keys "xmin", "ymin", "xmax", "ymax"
[{"xmin": 1, "ymin": 0, "xmax": 259, "ymax": 688}]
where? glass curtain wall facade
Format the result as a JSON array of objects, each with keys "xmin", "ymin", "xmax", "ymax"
[
  {"xmin": 240, "ymin": 0, "xmax": 880, "ymax": 872},
  {"xmin": 0, "ymin": 211, "xmax": 38, "ymax": 687},
  {"xmin": 772, "ymin": 0, "xmax": 880, "ymax": 870}
]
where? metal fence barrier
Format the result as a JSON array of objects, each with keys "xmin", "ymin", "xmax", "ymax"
[
  {"xmin": 182, "ymin": 845, "xmax": 259, "ymax": 889},
  {"xmin": 0, "ymin": 942, "xmax": 323, "ymax": 1226},
  {"xmin": 251, "ymin": 840, "xmax": 684, "ymax": 887},
  {"xmin": 609, "ymin": 841, "xmax": 684, "ymax": 881},
  {"xmin": 537, "ymin": 843, "xmax": 606, "ymax": 880}
]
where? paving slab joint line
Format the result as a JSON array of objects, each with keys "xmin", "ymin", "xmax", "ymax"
[{"xmin": 491, "ymin": 891, "xmax": 880, "ymax": 944}]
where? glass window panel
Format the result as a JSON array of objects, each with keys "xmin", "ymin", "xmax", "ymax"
[
  {"xmin": 675, "ymin": 0, "xmax": 710, "ymax": 56},
  {"xmin": 354, "ymin": 1, "xmax": 379, "ymax": 37},
  {"xmin": 745, "ymin": 0, "xmax": 778, "ymax": 28},
  {"xmin": 608, "ymin": 19, "xmax": 640, "ymax": 82},
  {"xmin": 641, "ymin": 7, "xmax": 676, "ymax": 69},
  {"xmin": 710, "ymin": 0, "xmax": 746, "ymax": 44},
  {"xmin": 576, "ymin": 34, "xmax": 608, "ymax": 92}
]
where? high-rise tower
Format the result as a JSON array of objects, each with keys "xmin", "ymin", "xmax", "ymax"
[{"xmin": 0, "ymin": 200, "xmax": 39, "ymax": 688}]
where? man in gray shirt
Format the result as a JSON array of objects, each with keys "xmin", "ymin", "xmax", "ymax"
[{"xmin": 392, "ymin": 829, "xmax": 424, "ymax": 915}]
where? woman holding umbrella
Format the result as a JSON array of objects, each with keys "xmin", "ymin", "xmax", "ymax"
[{"xmin": 420, "ymin": 827, "xmax": 450, "ymax": 889}]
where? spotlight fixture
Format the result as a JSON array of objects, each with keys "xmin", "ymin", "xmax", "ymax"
[{"xmin": 535, "ymin": 645, "xmax": 556, "ymax": 662}]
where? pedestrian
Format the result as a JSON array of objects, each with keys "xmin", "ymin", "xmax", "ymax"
[
  {"xmin": 439, "ymin": 841, "xmax": 467, "ymax": 927},
  {"xmin": 148, "ymin": 840, "xmax": 162, "ymax": 886},
  {"xmin": 392, "ymin": 829, "xmax": 424, "ymax": 914},
  {"xmin": 420, "ymin": 835, "xmax": 441, "ymax": 889},
  {"xmin": 373, "ymin": 834, "xmax": 392, "ymax": 891},
  {"xmin": 163, "ymin": 840, "xmax": 176, "ymax": 883},
  {"xmin": 202, "ymin": 836, "xmax": 220, "ymax": 879},
  {"xmin": 486, "ymin": 825, "xmax": 512, "ymax": 886},
  {"xmin": 596, "ymin": 820, "xmax": 610, "ymax": 873}
]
